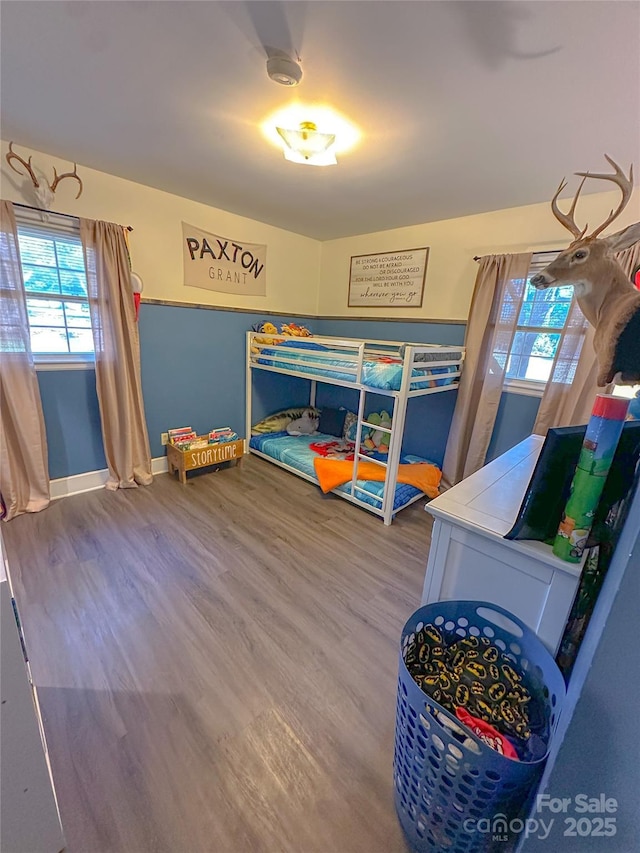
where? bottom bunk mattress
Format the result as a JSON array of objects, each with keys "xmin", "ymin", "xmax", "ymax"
[{"xmin": 249, "ymin": 431, "xmax": 441, "ymax": 512}]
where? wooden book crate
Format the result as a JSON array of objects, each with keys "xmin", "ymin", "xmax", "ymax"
[{"xmin": 167, "ymin": 438, "xmax": 244, "ymax": 484}]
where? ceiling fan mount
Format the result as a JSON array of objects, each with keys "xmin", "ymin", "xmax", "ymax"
[{"xmin": 266, "ymin": 55, "xmax": 302, "ymax": 86}]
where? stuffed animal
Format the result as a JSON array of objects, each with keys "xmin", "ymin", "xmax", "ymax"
[
  {"xmin": 281, "ymin": 322, "xmax": 312, "ymax": 337},
  {"xmin": 250, "ymin": 321, "xmax": 284, "ymax": 354},
  {"xmin": 286, "ymin": 410, "xmax": 320, "ymax": 436},
  {"xmin": 363, "ymin": 410, "xmax": 392, "ymax": 453},
  {"xmin": 251, "ymin": 321, "xmax": 279, "ymax": 335}
]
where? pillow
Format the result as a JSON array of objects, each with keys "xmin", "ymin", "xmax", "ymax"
[
  {"xmin": 342, "ymin": 411, "xmax": 358, "ymax": 442},
  {"xmin": 251, "ymin": 406, "xmax": 320, "ymax": 436},
  {"xmin": 318, "ymin": 407, "xmax": 348, "ymax": 437}
]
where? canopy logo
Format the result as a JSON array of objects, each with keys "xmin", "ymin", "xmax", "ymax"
[{"xmin": 182, "ymin": 222, "xmax": 267, "ymax": 296}]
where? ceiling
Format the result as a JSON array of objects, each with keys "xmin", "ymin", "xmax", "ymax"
[{"xmin": 1, "ymin": 1, "xmax": 639, "ymax": 241}]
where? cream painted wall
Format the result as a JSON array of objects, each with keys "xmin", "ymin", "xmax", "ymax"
[
  {"xmin": 319, "ymin": 188, "xmax": 640, "ymax": 321},
  {"xmin": 0, "ymin": 140, "xmax": 321, "ymax": 315},
  {"xmin": 2, "ymin": 139, "xmax": 638, "ymax": 322}
]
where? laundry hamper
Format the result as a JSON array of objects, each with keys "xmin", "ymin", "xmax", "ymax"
[{"xmin": 393, "ymin": 601, "xmax": 565, "ymax": 853}]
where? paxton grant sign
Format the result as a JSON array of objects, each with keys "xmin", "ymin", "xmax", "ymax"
[{"xmin": 182, "ymin": 222, "xmax": 267, "ymax": 296}]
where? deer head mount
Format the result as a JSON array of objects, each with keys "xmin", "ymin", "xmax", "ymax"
[
  {"xmin": 531, "ymin": 155, "xmax": 640, "ymax": 386},
  {"xmin": 6, "ymin": 142, "xmax": 83, "ymax": 211}
]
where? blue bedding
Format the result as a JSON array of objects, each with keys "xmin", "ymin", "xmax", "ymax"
[
  {"xmin": 249, "ymin": 431, "xmax": 437, "ymax": 512},
  {"xmin": 255, "ymin": 340, "xmax": 458, "ymax": 391}
]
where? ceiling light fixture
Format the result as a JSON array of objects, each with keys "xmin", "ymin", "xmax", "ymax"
[
  {"xmin": 276, "ymin": 121, "xmax": 337, "ymax": 166},
  {"xmin": 266, "ymin": 56, "xmax": 302, "ymax": 87}
]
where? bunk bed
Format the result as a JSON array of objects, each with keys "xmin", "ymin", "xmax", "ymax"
[{"xmin": 245, "ymin": 331, "xmax": 465, "ymax": 525}]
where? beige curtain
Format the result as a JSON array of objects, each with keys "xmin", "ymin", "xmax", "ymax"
[
  {"xmin": 80, "ymin": 219, "xmax": 152, "ymax": 490},
  {"xmin": 533, "ymin": 242, "xmax": 640, "ymax": 435},
  {"xmin": 442, "ymin": 252, "xmax": 532, "ymax": 486},
  {"xmin": 0, "ymin": 201, "xmax": 50, "ymax": 520}
]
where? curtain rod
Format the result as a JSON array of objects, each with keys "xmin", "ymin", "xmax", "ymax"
[
  {"xmin": 473, "ymin": 249, "xmax": 563, "ymax": 262},
  {"xmin": 12, "ymin": 202, "xmax": 133, "ymax": 231}
]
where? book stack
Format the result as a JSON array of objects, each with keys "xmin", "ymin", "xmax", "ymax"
[
  {"xmin": 208, "ymin": 427, "xmax": 239, "ymax": 444},
  {"xmin": 168, "ymin": 427, "xmax": 197, "ymax": 450},
  {"xmin": 167, "ymin": 426, "xmax": 240, "ymax": 452}
]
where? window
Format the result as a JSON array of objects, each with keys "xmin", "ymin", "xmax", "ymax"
[
  {"xmin": 497, "ymin": 251, "xmax": 572, "ymax": 395},
  {"xmin": 16, "ymin": 212, "xmax": 94, "ymax": 367}
]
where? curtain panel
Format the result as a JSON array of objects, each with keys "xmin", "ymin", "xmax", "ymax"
[
  {"xmin": 0, "ymin": 200, "xmax": 50, "ymax": 520},
  {"xmin": 442, "ymin": 252, "xmax": 532, "ymax": 486},
  {"xmin": 80, "ymin": 219, "xmax": 152, "ymax": 490}
]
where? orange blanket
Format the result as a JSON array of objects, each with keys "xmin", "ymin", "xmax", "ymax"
[{"xmin": 313, "ymin": 458, "xmax": 441, "ymax": 498}]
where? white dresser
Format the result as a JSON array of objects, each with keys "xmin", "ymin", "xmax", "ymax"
[{"xmin": 421, "ymin": 435, "xmax": 584, "ymax": 655}]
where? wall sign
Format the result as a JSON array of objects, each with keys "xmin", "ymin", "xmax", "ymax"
[
  {"xmin": 348, "ymin": 247, "xmax": 429, "ymax": 307},
  {"xmin": 182, "ymin": 222, "xmax": 267, "ymax": 296}
]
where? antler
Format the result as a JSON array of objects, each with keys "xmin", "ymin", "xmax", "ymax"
[
  {"xmin": 551, "ymin": 174, "xmax": 588, "ymax": 240},
  {"xmin": 50, "ymin": 164, "xmax": 83, "ymax": 199},
  {"xmin": 6, "ymin": 141, "xmax": 40, "ymax": 187},
  {"xmin": 5, "ymin": 142, "xmax": 83, "ymax": 200},
  {"xmin": 576, "ymin": 155, "xmax": 634, "ymax": 239}
]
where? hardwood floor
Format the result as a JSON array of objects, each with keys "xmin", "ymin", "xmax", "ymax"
[{"xmin": 3, "ymin": 456, "xmax": 434, "ymax": 853}]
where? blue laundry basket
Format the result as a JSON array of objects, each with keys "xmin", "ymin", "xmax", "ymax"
[{"xmin": 393, "ymin": 601, "xmax": 566, "ymax": 853}]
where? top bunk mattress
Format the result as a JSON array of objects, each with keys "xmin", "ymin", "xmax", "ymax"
[{"xmin": 251, "ymin": 338, "xmax": 462, "ymax": 391}]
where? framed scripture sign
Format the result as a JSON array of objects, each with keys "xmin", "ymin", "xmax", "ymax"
[{"xmin": 348, "ymin": 247, "xmax": 428, "ymax": 307}]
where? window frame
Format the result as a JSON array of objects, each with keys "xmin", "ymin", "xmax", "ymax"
[
  {"xmin": 15, "ymin": 210, "xmax": 95, "ymax": 371},
  {"xmin": 501, "ymin": 250, "xmax": 566, "ymax": 398}
]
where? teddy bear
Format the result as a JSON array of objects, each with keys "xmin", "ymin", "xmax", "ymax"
[
  {"xmin": 363, "ymin": 411, "xmax": 392, "ymax": 454},
  {"xmin": 250, "ymin": 321, "xmax": 279, "ymax": 335}
]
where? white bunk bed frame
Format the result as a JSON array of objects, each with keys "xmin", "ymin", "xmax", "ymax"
[{"xmin": 245, "ymin": 331, "xmax": 465, "ymax": 525}]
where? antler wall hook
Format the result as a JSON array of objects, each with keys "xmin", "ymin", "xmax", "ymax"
[{"xmin": 5, "ymin": 142, "xmax": 83, "ymax": 211}]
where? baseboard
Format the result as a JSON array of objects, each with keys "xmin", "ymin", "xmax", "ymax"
[
  {"xmin": 49, "ymin": 456, "xmax": 168, "ymax": 501},
  {"xmin": 151, "ymin": 456, "xmax": 169, "ymax": 475}
]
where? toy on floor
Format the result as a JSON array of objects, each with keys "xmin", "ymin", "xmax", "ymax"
[{"xmin": 363, "ymin": 410, "xmax": 392, "ymax": 453}]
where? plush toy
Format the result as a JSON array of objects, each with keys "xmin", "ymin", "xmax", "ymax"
[
  {"xmin": 286, "ymin": 410, "xmax": 320, "ymax": 436},
  {"xmin": 250, "ymin": 321, "xmax": 284, "ymax": 354},
  {"xmin": 363, "ymin": 410, "xmax": 392, "ymax": 453},
  {"xmin": 281, "ymin": 322, "xmax": 312, "ymax": 337},
  {"xmin": 251, "ymin": 321, "xmax": 279, "ymax": 335}
]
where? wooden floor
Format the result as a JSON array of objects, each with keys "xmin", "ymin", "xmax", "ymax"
[{"xmin": 3, "ymin": 456, "xmax": 434, "ymax": 853}]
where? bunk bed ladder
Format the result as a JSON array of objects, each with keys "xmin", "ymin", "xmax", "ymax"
[
  {"xmin": 381, "ymin": 346, "xmax": 414, "ymax": 524},
  {"xmin": 350, "ymin": 387, "xmax": 404, "ymax": 526},
  {"xmin": 382, "ymin": 395, "xmax": 404, "ymax": 524}
]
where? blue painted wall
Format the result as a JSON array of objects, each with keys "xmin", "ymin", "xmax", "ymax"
[
  {"xmin": 38, "ymin": 306, "xmax": 539, "ymax": 478},
  {"xmin": 315, "ymin": 318, "xmax": 465, "ymax": 347},
  {"xmin": 138, "ymin": 305, "xmax": 312, "ymax": 458},
  {"xmin": 37, "ymin": 369, "xmax": 106, "ymax": 479}
]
